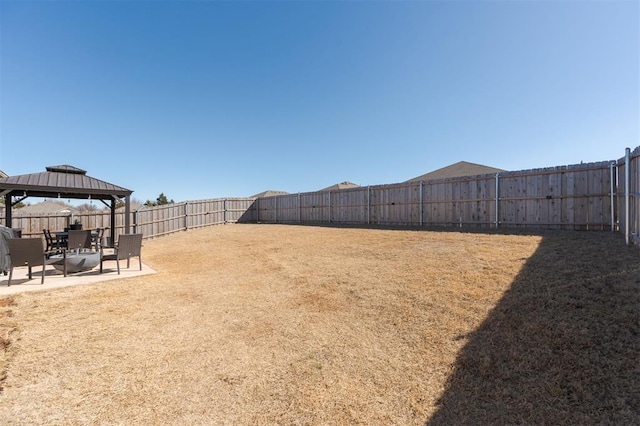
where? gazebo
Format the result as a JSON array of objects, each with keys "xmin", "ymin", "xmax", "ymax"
[{"xmin": 0, "ymin": 165, "xmax": 133, "ymax": 236}]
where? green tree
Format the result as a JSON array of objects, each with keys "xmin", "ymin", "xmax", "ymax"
[
  {"xmin": 156, "ymin": 192, "xmax": 174, "ymax": 205},
  {"xmin": 144, "ymin": 193, "xmax": 175, "ymax": 207}
]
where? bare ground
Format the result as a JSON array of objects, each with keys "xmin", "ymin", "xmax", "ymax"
[{"xmin": 0, "ymin": 224, "xmax": 638, "ymax": 425}]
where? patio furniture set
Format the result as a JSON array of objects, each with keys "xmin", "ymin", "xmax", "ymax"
[{"xmin": 0, "ymin": 226, "xmax": 143, "ymax": 287}]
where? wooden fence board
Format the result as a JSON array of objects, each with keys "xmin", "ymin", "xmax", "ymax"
[
  {"xmin": 563, "ymin": 170, "xmax": 575, "ymax": 228},
  {"xmin": 548, "ymin": 172, "xmax": 561, "ymax": 229}
]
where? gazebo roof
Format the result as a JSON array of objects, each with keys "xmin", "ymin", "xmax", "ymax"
[
  {"xmin": 0, "ymin": 164, "xmax": 132, "ymax": 200},
  {"xmin": 1, "ymin": 164, "xmax": 134, "ymax": 233}
]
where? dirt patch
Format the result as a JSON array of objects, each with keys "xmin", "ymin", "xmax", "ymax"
[{"xmin": 0, "ymin": 224, "xmax": 637, "ymax": 424}]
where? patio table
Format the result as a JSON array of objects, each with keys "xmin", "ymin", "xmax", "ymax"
[{"xmin": 55, "ymin": 231, "xmax": 100, "ymax": 249}]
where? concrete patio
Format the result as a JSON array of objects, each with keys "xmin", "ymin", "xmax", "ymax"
[{"xmin": 0, "ymin": 261, "xmax": 156, "ymax": 296}]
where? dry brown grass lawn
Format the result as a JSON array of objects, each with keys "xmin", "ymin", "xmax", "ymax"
[{"xmin": 0, "ymin": 224, "xmax": 638, "ymax": 424}]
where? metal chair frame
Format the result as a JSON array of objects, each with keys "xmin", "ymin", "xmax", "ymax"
[
  {"xmin": 92, "ymin": 228, "xmax": 105, "ymax": 251},
  {"xmin": 43, "ymin": 228, "xmax": 62, "ymax": 254}
]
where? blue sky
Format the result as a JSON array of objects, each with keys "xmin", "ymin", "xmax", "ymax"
[{"xmin": 0, "ymin": 0, "xmax": 638, "ymax": 204}]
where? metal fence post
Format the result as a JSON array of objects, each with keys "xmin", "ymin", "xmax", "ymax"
[
  {"xmin": 419, "ymin": 182, "xmax": 423, "ymax": 226},
  {"xmin": 133, "ymin": 210, "xmax": 138, "ymax": 234},
  {"xmin": 367, "ymin": 186, "xmax": 371, "ymax": 225},
  {"xmin": 610, "ymin": 161, "xmax": 616, "ymax": 231},
  {"xmin": 495, "ymin": 173, "xmax": 500, "ymax": 229},
  {"xmin": 625, "ymin": 148, "xmax": 630, "ymax": 245},
  {"xmin": 184, "ymin": 201, "xmax": 189, "ymax": 231}
]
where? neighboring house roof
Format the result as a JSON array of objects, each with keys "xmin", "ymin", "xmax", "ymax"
[
  {"xmin": 0, "ymin": 170, "xmax": 7, "ymax": 179},
  {"xmin": 320, "ymin": 181, "xmax": 360, "ymax": 191},
  {"xmin": 13, "ymin": 201, "xmax": 78, "ymax": 216},
  {"xmin": 406, "ymin": 161, "xmax": 505, "ymax": 182},
  {"xmin": 251, "ymin": 190, "xmax": 289, "ymax": 198}
]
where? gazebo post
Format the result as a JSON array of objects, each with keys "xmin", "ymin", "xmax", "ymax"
[
  {"xmin": 110, "ymin": 199, "xmax": 116, "ymax": 243},
  {"xmin": 4, "ymin": 193, "xmax": 12, "ymax": 228},
  {"xmin": 124, "ymin": 196, "xmax": 131, "ymax": 234}
]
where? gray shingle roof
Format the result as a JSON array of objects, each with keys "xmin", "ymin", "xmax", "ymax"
[
  {"xmin": 406, "ymin": 161, "xmax": 505, "ymax": 182},
  {"xmin": 13, "ymin": 201, "xmax": 78, "ymax": 216},
  {"xmin": 320, "ymin": 181, "xmax": 360, "ymax": 191},
  {"xmin": 251, "ymin": 190, "xmax": 290, "ymax": 198}
]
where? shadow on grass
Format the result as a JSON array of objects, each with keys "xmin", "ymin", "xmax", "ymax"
[{"xmin": 427, "ymin": 232, "xmax": 640, "ymax": 425}]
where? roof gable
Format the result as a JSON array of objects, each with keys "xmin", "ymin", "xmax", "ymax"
[
  {"xmin": 251, "ymin": 190, "xmax": 289, "ymax": 198},
  {"xmin": 320, "ymin": 181, "xmax": 360, "ymax": 191},
  {"xmin": 406, "ymin": 161, "xmax": 505, "ymax": 182}
]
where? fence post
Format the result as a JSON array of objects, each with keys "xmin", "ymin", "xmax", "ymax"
[
  {"xmin": 637, "ymin": 149, "xmax": 640, "ymax": 244},
  {"xmin": 419, "ymin": 182, "xmax": 423, "ymax": 227},
  {"xmin": 625, "ymin": 148, "xmax": 630, "ymax": 245},
  {"xmin": 367, "ymin": 186, "xmax": 371, "ymax": 225},
  {"xmin": 495, "ymin": 173, "xmax": 500, "ymax": 229},
  {"xmin": 298, "ymin": 193, "xmax": 301, "ymax": 223},
  {"xmin": 328, "ymin": 191, "xmax": 332, "ymax": 224},
  {"xmin": 275, "ymin": 196, "xmax": 278, "ymax": 224},
  {"xmin": 133, "ymin": 210, "xmax": 138, "ymax": 234},
  {"xmin": 610, "ymin": 161, "xmax": 616, "ymax": 231},
  {"xmin": 223, "ymin": 199, "xmax": 228, "ymax": 224},
  {"xmin": 185, "ymin": 201, "xmax": 189, "ymax": 231},
  {"xmin": 256, "ymin": 197, "xmax": 259, "ymax": 223}
]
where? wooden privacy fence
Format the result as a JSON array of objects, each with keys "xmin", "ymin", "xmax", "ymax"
[
  {"xmin": 255, "ymin": 163, "xmax": 614, "ymax": 229},
  {"xmin": 2, "ymin": 146, "xmax": 639, "ymax": 246},
  {"xmin": 256, "ymin": 146, "xmax": 640, "ymax": 245},
  {"xmin": 1, "ymin": 198, "xmax": 256, "ymax": 241},
  {"xmin": 131, "ymin": 198, "xmax": 255, "ymax": 238}
]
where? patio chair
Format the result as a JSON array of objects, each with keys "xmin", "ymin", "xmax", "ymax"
[
  {"xmin": 43, "ymin": 229, "xmax": 62, "ymax": 254},
  {"xmin": 66, "ymin": 230, "xmax": 93, "ymax": 254},
  {"xmin": 100, "ymin": 233, "xmax": 143, "ymax": 274},
  {"xmin": 92, "ymin": 228, "xmax": 105, "ymax": 250},
  {"xmin": 5, "ymin": 238, "xmax": 67, "ymax": 286},
  {"xmin": 100, "ymin": 235, "xmax": 114, "ymax": 249}
]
